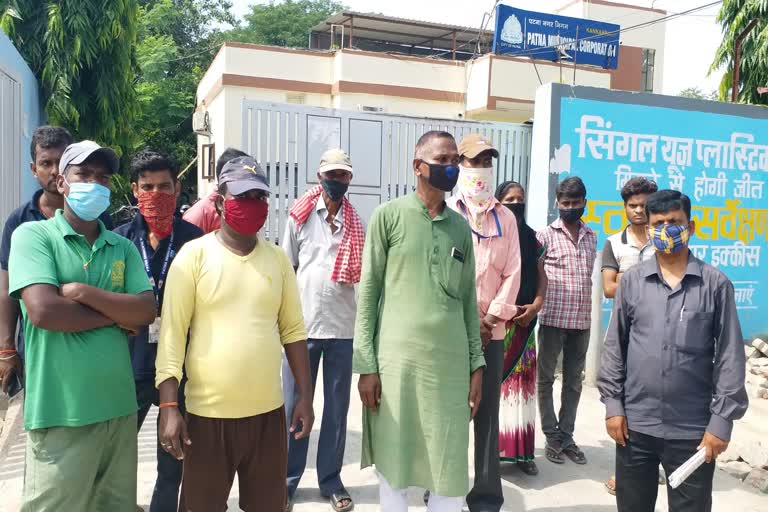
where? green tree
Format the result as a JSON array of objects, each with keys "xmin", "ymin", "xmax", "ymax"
[
  {"xmin": 1, "ymin": 0, "xmax": 139, "ymax": 152},
  {"xmin": 134, "ymin": 0, "xmax": 233, "ymax": 183},
  {"xmin": 678, "ymin": 87, "xmax": 718, "ymax": 101},
  {"xmin": 227, "ymin": 0, "xmax": 345, "ymax": 48},
  {"xmin": 711, "ymin": 0, "xmax": 768, "ymax": 104}
]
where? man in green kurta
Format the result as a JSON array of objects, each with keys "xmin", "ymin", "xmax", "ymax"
[{"xmin": 354, "ymin": 131, "xmax": 485, "ymax": 512}]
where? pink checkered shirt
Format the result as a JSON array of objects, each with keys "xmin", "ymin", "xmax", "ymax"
[{"xmin": 536, "ymin": 218, "xmax": 597, "ymax": 330}]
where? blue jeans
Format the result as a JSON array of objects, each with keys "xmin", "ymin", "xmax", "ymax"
[
  {"xmin": 282, "ymin": 339, "xmax": 353, "ymax": 499},
  {"xmin": 136, "ymin": 379, "xmax": 186, "ymax": 512}
]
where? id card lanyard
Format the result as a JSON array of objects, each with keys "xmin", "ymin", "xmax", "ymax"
[
  {"xmin": 138, "ymin": 232, "xmax": 174, "ymax": 308},
  {"xmin": 458, "ymin": 202, "xmax": 502, "ymax": 240}
]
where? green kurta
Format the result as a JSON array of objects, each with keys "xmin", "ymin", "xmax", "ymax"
[{"xmin": 353, "ymin": 193, "xmax": 485, "ymax": 497}]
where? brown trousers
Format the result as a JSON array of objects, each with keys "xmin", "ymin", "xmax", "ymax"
[{"xmin": 178, "ymin": 406, "xmax": 287, "ymax": 512}]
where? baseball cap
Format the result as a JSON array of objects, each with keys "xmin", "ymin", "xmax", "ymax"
[
  {"xmin": 59, "ymin": 140, "xmax": 120, "ymax": 174},
  {"xmin": 458, "ymin": 134, "xmax": 499, "ymax": 159},
  {"xmin": 218, "ymin": 156, "xmax": 270, "ymax": 196},
  {"xmin": 318, "ymin": 148, "xmax": 353, "ymax": 175}
]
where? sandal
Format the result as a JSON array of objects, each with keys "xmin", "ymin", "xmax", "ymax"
[
  {"xmin": 328, "ymin": 491, "xmax": 354, "ymax": 512},
  {"xmin": 605, "ymin": 476, "xmax": 616, "ymax": 495},
  {"xmin": 517, "ymin": 460, "xmax": 539, "ymax": 475},
  {"xmin": 563, "ymin": 444, "xmax": 588, "ymax": 465},
  {"xmin": 545, "ymin": 441, "xmax": 566, "ymax": 464}
]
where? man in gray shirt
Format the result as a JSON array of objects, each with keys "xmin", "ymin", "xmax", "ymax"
[
  {"xmin": 281, "ymin": 148, "xmax": 364, "ymax": 512},
  {"xmin": 598, "ymin": 189, "xmax": 747, "ymax": 512}
]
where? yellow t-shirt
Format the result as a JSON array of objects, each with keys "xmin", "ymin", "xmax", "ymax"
[{"xmin": 155, "ymin": 233, "xmax": 307, "ymax": 418}]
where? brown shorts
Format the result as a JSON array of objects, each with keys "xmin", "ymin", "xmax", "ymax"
[{"xmin": 178, "ymin": 406, "xmax": 287, "ymax": 512}]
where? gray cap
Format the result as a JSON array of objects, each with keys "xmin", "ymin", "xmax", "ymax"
[
  {"xmin": 318, "ymin": 148, "xmax": 353, "ymax": 175},
  {"xmin": 58, "ymin": 140, "xmax": 120, "ymax": 174},
  {"xmin": 218, "ymin": 156, "xmax": 270, "ymax": 196}
]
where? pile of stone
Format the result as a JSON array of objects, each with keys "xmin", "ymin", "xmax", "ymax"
[
  {"xmin": 718, "ymin": 338, "xmax": 768, "ymax": 494},
  {"xmin": 746, "ymin": 338, "xmax": 768, "ymax": 399}
]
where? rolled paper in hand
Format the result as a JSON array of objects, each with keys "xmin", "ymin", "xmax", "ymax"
[{"xmin": 668, "ymin": 447, "xmax": 707, "ymax": 489}]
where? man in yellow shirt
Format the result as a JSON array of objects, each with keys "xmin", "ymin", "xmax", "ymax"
[{"xmin": 155, "ymin": 156, "xmax": 314, "ymax": 512}]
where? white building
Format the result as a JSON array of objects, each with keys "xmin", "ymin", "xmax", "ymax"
[{"xmin": 194, "ymin": 0, "xmax": 667, "ymax": 201}]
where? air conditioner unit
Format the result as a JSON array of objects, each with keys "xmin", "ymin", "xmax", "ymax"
[
  {"xmin": 192, "ymin": 111, "xmax": 211, "ymax": 135},
  {"xmin": 358, "ymin": 104, "xmax": 385, "ymax": 113}
]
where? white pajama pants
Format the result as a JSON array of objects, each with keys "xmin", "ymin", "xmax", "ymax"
[{"xmin": 378, "ymin": 473, "xmax": 463, "ymax": 512}]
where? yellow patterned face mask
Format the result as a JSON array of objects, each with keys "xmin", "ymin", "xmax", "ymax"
[{"xmin": 650, "ymin": 224, "xmax": 690, "ymax": 254}]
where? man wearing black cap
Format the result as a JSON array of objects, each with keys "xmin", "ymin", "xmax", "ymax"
[
  {"xmin": 156, "ymin": 156, "xmax": 314, "ymax": 511},
  {"xmin": 8, "ymin": 141, "xmax": 157, "ymax": 511}
]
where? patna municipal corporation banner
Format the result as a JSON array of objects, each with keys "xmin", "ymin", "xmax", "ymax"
[{"xmin": 528, "ymin": 84, "xmax": 767, "ymax": 340}]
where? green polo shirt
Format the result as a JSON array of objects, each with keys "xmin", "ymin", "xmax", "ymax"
[{"xmin": 9, "ymin": 211, "xmax": 152, "ymax": 430}]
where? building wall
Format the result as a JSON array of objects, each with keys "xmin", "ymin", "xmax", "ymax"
[
  {"xmin": 490, "ymin": 55, "xmax": 612, "ymax": 103},
  {"xmin": 610, "ymin": 45, "xmax": 643, "ymax": 92},
  {"xmin": 557, "ymin": 0, "xmax": 666, "ymax": 92},
  {"xmin": 465, "ymin": 57, "xmax": 491, "ymax": 112},
  {"xmin": 333, "ymin": 92, "xmax": 464, "ymax": 119},
  {"xmin": 0, "ymin": 31, "xmax": 41, "ymax": 208}
]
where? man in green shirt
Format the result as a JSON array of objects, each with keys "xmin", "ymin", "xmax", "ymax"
[
  {"xmin": 354, "ymin": 131, "xmax": 485, "ymax": 512},
  {"xmin": 8, "ymin": 141, "xmax": 156, "ymax": 512}
]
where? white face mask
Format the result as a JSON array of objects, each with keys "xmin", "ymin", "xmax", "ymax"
[{"xmin": 458, "ymin": 165, "xmax": 495, "ymax": 233}]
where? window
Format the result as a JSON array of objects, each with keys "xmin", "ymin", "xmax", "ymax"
[
  {"xmin": 201, "ymin": 143, "xmax": 215, "ymax": 181},
  {"xmin": 641, "ymin": 49, "xmax": 656, "ymax": 93}
]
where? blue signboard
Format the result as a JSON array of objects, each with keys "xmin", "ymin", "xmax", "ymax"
[
  {"xmin": 493, "ymin": 5, "xmax": 621, "ymax": 69},
  {"xmin": 557, "ymin": 97, "xmax": 767, "ymax": 339}
]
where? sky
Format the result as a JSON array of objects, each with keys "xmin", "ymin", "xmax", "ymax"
[{"xmin": 226, "ymin": 0, "xmax": 725, "ymax": 96}]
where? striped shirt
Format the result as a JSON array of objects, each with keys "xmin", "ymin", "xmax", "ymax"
[{"xmin": 537, "ymin": 218, "xmax": 597, "ymax": 330}]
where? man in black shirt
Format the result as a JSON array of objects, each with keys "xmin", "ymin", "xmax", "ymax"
[{"xmin": 114, "ymin": 150, "xmax": 202, "ymax": 512}]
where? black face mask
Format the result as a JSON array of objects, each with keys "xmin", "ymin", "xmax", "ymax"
[
  {"xmin": 505, "ymin": 202, "xmax": 526, "ymax": 222},
  {"xmin": 423, "ymin": 162, "xmax": 460, "ymax": 192},
  {"xmin": 321, "ymin": 179, "xmax": 349, "ymax": 202},
  {"xmin": 559, "ymin": 207, "xmax": 585, "ymax": 224}
]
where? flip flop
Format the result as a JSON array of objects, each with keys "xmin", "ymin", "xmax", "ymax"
[
  {"xmin": 328, "ymin": 491, "xmax": 354, "ymax": 512},
  {"xmin": 605, "ymin": 476, "xmax": 616, "ymax": 495},
  {"xmin": 545, "ymin": 443, "xmax": 566, "ymax": 464},
  {"xmin": 563, "ymin": 444, "xmax": 588, "ymax": 465}
]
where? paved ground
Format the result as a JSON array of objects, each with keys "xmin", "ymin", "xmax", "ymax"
[{"xmin": 1, "ymin": 376, "xmax": 766, "ymax": 511}]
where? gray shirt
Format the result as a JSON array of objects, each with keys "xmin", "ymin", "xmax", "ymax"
[
  {"xmin": 281, "ymin": 196, "xmax": 357, "ymax": 339},
  {"xmin": 597, "ymin": 252, "xmax": 748, "ymax": 441}
]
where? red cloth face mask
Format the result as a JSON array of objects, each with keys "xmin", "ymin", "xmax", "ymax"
[
  {"xmin": 223, "ymin": 197, "xmax": 269, "ymax": 235},
  {"xmin": 137, "ymin": 191, "xmax": 176, "ymax": 239}
]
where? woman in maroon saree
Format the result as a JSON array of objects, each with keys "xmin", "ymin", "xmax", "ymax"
[{"xmin": 495, "ymin": 181, "xmax": 548, "ymax": 476}]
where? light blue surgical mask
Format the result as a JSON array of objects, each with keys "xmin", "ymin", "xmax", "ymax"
[{"xmin": 63, "ymin": 178, "xmax": 111, "ymax": 221}]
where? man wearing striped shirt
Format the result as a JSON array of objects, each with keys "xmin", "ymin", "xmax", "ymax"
[{"xmin": 536, "ymin": 176, "xmax": 597, "ymax": 467}]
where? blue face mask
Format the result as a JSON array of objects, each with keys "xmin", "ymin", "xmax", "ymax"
[{"xmin": 64, "ymin": 180, "xmax": 111, "ymax": 221}]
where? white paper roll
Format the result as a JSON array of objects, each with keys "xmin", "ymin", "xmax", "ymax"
[{"xmin": 668, "ymin": 447, "xmax": 707, "ymax": 489}]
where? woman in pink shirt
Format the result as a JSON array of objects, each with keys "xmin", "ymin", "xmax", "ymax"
[{"xmin": 445, "ymin": 134, "xmax": 521, "ymax": 512}]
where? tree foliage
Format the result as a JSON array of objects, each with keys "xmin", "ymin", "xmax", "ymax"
[
  {"xmin": 678, "ymin": 87, "xmax": 719, "ymax": 101},
  {"xmin": 1, "ymin": 0, "xmax": 139, "ymax": 153},
  {"xmin": 134, "ymin": 0, "xmax": 233, "ymax": 184},
  {"xmin": 711, "ymin": 0, "xmax": 768, "ymax": 104},
  {"xmin": 227, "ymin": 0, "xmax": 344, "ymax": 48}
]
